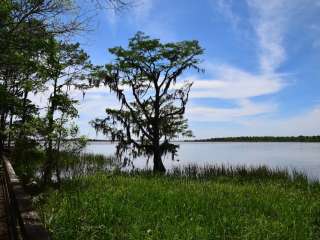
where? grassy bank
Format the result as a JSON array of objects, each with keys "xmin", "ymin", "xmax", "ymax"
[{"xmin": 37, "ymin": 166, "xmax": 320, "ymax": 240}]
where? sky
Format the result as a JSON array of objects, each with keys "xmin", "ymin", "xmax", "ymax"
[{"xmin": 69, "ymin": 0, "xmax": 320, "ymax": 139}]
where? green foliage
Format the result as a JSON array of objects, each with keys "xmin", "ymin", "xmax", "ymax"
[
  {"xmin": 38, "ymin": 167, "xmax": 320, "ymax": 240},
  {"xmin": 0, "ymin": 0, "xmax": 130, "ymax": 183},
  {"xmin": 0, "ymin": 0, "xmax": 81, "ymax": 154},
  {"xmin": 40, "ymin": 39, "xmax": 92, "ymax": 184},
  {"xmin": 91, "ymin": 32, "xmax": 203, "ymax": 172}
]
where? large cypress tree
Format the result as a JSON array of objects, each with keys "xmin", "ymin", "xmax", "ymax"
[{"xmin": 92, "ymin": 32, "xmax": 203, "ymax": 172}]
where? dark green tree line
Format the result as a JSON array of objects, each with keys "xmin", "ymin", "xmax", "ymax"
[{"xmin": 189, "ymin": 136, "xmax": 320, "ymax": 142}]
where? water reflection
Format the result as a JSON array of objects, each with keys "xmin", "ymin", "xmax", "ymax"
[{"xmin": 85, "ymin": 142, "xmax": 320, "ymax": 180}]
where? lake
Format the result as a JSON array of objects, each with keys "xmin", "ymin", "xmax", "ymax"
[{"xmin": 85, "ymin": 142, "xmax": 320, "ymax": 180}]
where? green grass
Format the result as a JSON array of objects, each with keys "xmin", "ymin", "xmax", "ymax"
[{"xmin": 36, "ymin": 165, "xmax": 320, "ymax": 240}]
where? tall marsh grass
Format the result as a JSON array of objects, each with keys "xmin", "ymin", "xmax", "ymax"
[
  {"xmin": 13, "ymin": 150, "xmax": 119, "ymax": 184},
  {"xmin": 37, "ymin": 164, "xmax": 320, "ymax": 240},
  {"xmin": 56, "ymin": 152, "xmax": 120, "ymax": 179}
]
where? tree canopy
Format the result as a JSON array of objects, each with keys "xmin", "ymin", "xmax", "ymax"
[{"xmin": 0, "ymin": 0, "xmax": 132, "ymax": 183}]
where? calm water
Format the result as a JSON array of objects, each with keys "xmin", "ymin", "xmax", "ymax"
[{"xmin": 85, "ymin": 142, "xmax": 320, "ymax": 179}]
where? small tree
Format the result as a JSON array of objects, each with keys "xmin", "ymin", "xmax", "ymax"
[
  {"xmin": 41, "ymin": 39, "xmax": 91, "ymax": 184},
  {"xmin": 92, "ymin": 32, "xmax": 203, "ymax": 172}
]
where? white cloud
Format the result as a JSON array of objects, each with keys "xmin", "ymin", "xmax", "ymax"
[
  {"xmin": 77, "ymin": 91, "xmax": 120, "ymax": 119},
  {"xmin": 105, "ymin": 7, "xmax": 117, "ymax": 26},
  {"xmin": 104, "ymin": 0, "xmax": 176, "ymax": 42},
  {"xmin": 185, "ymin": 64, "xmax": 284, "ymax": 99},
  {"xmin": 28, "ymin": 85, "xmax": 121, "ymax": 137},
  {"xmin": 189, "ymin": 105, "xmax": 320, "ymax": 138},
  {"xmin": 239, "ymin": 106, "xmax": 320, "ymax": 136},
  {"xmin": 28, "ymin": 91, "xmax": 49, "ymax": 110},
  {"xmin": 104, "ymin": 0, "xmax": 154, "ymax": 28},
  {"xmin": 309, "ymin": 24, "xmax": 320, "ymax": 49},
  {"xmin": 131, "ymin": 0, "xmax": 177, "ymax": 42},
  {"xmin": 133, "ymin": 0, "xmax": 154, "ymax": 20},
  {"xmin": 217, "ymin": 0, "xmax": 299, "ymax": 73},
  {"xmin": 216, "ymin": 0, "xmax": 240, "ymax": 28},
  {"xmin": 247, "ymin": 0, "xmax": 287, "ymax": 73},
  {"xmin": 172, "ymin": 62, "xmax": 284, "ymax": 123},
  {"xmin": 187, "ymin": 99, "xmax": 276, "ymax": 122},
  {"xmin": 187, "ymin": 0, "xmax": 297, "ymax": 125},
  {"xmin": 105, "ymin": 0, "xmax": 154, "ymax": 31}
]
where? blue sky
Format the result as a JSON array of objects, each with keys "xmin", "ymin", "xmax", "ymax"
[{"xmin": 71, "ymin": 0, "xmax": 320, "ymax": 138}]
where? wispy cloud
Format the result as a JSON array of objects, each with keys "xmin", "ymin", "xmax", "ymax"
[
  {"xmin": 132, "ymin": 0, "xmax": 154, "ymax": 21},
  {"xmin": 216, "ymin": 0, "xmax": 295, "ymax": 73},
  {"xmin": 105, "ymin": 0, "xmax": 176, "ymax": 41},
  {"xmin": 178, "ymin": 62, "xmax": 285, "ymax": 123},
  {"xmin": 309, "ymin": 23, "xmax": 320, "ymax": 49},
  {"xmin": 216, "ymin": 0, "xmax": 240, "ymax": 29},
  {"xmin": 104, "ymin": 0, "xmax": 154, "ymax": 27},
  {"xmin": 239, "ymin": 106, "xmax": 320, "ymax": 136},
  {"xmin": 187, "ymin": 99, "xmax": 277, "ymax": 122},
  {"xmin": 131, "ymin": 0, "xmax": 177, "ymax": 41},
  {"xmin": 191, "ymin": 105, "xmax": 320, "ymax": 138},
  {"xmin": 186, "ymin": 64, "xmax": 284, "ymax": 99},
  {"xmin": 187, "ymin": 0, "xmax": 293, "ymax": 124},
  {"xmin": 247, "ymin": 0, "xmax": 287, "ymax": 74}
]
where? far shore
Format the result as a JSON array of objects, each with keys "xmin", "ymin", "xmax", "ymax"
[{"xmin": 86, "ymin": 135, "xmax": 320, "ymax": 143}]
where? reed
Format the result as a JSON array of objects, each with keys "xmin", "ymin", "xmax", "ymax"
[{"xmin": 37, "ymin": 164, "xmax": 320, "ymax": 240}]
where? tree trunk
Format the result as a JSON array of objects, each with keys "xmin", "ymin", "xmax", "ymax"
[
  {"xmin": 43, "ymin": 112, "xmax": 55, "ymax": 184},
  {"xmin": 43, "ymin": 139, "xmax": 54, "ymax": 184},
  {"xmin": 18, "ymin": 89, "xmax": 29, "ymax": 140},
  {"xmin": 55, "ymin": 125, "xmax": 63, "ymax": 185},
  {"xmin": 55, "ymin": 164, "xmax": 61, "ymax": 185},
  {"xmin": 43, "ymin": 79, "xmax": 57, "ymax": 185},
  {"xmin": 43, "ymin": 110, "xmax": 54, "ymax": 184},
  {"xmin": 153, "ymin": 145, "xmax": 165, "ymax": 173},
  {"xmin": 152, "ymin": 79, "xmax": 165, "ymax": 173}
]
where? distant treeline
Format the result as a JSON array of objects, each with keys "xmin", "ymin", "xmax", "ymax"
[{"xmin": 186, "ymin": 136, "xmax": 320, "ymax": 142}]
